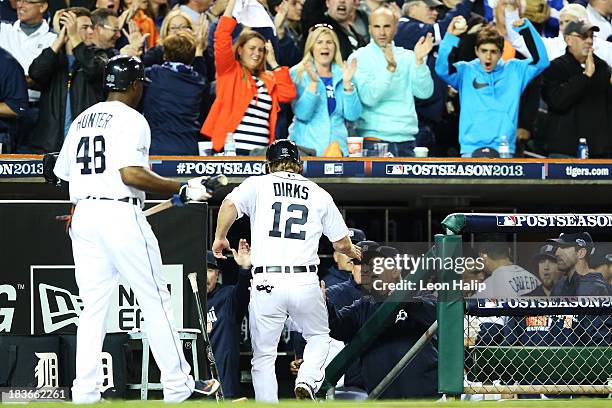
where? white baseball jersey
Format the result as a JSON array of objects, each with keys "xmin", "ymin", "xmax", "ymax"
[
  {"xmin": 53, "ymin": 100, "xmax": 196, "ymax": 402},
  {"xmin": 54, "ymin": 101, "xmax": 149, "ymax": 204},
  {"xmin": 226, "ymin": 171, "xmax": 348, "ymax": 267},
  {"xmin": 475, "ymin": 264, "xmax": 541, "ymax": 298}
]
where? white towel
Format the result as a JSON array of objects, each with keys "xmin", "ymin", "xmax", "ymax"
[{"xmin": 232, "ymin": 0, "xmax": 276, "ymax": 35}]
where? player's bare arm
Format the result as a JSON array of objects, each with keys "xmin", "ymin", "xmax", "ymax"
[
  {"xmin": 333, "ymin": 235, "xmax": 362, "ymax": 261},
  {"xmin": 212, "ymin": 199, "xmax": 238, "ymax": 259},
  {"xmin": 120, "ymin": 166, "xmax": 182, "ymax": 194}
]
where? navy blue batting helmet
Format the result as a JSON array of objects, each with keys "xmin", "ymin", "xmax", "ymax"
[
  {"xmin": 266, "ymin": 140, "xmax": 301, "ymax": 164},
  {"xmin": 104, "ymin": 55, "xmax": 148, "ymax": 92}
]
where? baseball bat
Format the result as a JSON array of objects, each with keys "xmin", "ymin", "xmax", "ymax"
[
  {"xmin": 144, "ymin": 174, "xmax": 228, "ymax": 218},
  {"xmin": 187, "ymin": 272, "xmax": 225, "ymax": 401}
]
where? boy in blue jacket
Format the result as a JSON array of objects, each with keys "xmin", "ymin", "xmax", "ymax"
[{"xmin": 435, "ymin": 16, "xmax": 549, "ymax": 157}]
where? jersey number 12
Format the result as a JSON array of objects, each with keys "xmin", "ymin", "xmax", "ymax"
[
  {"xmin": 76, "ymin": 135, "xmax": 106, "ymax": 174},
  {"xmin": 269, "ymin": 202, "xmax": 309, "ymax": 240}
]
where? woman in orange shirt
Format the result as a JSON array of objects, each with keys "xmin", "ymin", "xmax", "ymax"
[
  {"xmin": 123, "ymin": 0, "xmax": 159, "ymax": 49},
  {"xmin": 200, "ymin": 0, "xmax": 297, "ymax": 155}
]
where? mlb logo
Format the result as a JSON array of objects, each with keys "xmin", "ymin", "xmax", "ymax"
[
  {"xmin": 497, "ymin": 215, "xmax": 518, "ymax": 226},
  {"xmin": 324, "ymin": 163, "xmax": 343, "ymax": 175},
  {"xmin": 386, "ymin": 165, "xmax": 405, "ymax": 175},
  {"xmin": 479, "ymin": 298, "xmax": 499, "ymax": 308}
]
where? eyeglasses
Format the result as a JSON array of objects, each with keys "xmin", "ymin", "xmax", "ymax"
[
  {"xmin": 309, "ymin": 23, "xmax": 334, "ymax": 32},
  {"xmin": 102, "ymin": 24, "xmax": 121, "ymax": 33},
  {"xmin": 568, "ymin": 33, "xmax": 594, "ymax": 40},
  {"xmin": 169, "ymin": 24, "xmax": 191, "ymax": 31}
]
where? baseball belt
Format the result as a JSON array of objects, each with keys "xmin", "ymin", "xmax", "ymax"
[
  {"xmin": 253, "ymin": 265, "xmax": 318, "ymax": 274},
  {"xmin": 85, "ymin": 196, "xmax": 140, "ymax": 205}
]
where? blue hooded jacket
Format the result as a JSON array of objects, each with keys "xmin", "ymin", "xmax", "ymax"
[
  {"xmin": 435, "ymin": 20, "xmax": 549, "ymax": 155},
  {"xmin": 143, "ymin": 63, "xmax": 208, "ymax": 155},
  {"xmin": 289, "ymin": 63, "xmax": 362, "ymax": 156}
]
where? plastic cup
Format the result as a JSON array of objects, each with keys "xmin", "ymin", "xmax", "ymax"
[
  {"xmin": 347, "ymin": 137, "xmax": 364, "ymax": 157},
  {"xmin": 414, "ymin": 146, "xmax": 429, "ymax": 158},
  {"xmin": 373, "ymin": 142, "xmax": 389, "ymax": 157}
]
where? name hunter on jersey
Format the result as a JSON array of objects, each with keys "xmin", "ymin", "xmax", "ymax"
[{"xmin": 75, "ymin": 112, "xmax": 114, "ymax": 131}]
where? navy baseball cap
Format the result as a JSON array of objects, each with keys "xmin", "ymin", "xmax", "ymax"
[
  {"xmin": 348, "ymin": 228, "xmax": 366, "ymax": 244},
  {"xmin": 354, "ymin": 240, "xmax": 379, "ymax": 264},
  {"xmin": 206, "ymin": 250, "xmax": 219, "ymax": 269},
  {"xmin": 547, "ymin": 232, "xmax": 594, "ymax": 251},
  {"xmin": 533, "ymin": 244, "xmax": 557, "ymax": 263},
  {"xmin": 589, "ymin": 243, "xmax": 612, "ymax": 268}
]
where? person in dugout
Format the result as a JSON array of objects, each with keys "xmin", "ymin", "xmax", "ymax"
[
  {"xmin": 326, "ymin": 245, "xmax": 439, "ymax": 399},
  {"xmin": 205, "ymin": 244, "xmax": 251, "ymax": 398}
]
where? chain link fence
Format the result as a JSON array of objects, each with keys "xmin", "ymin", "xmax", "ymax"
[{"xmin": 464, "ymin": 306, "xmax": 612, "ymax": 395}]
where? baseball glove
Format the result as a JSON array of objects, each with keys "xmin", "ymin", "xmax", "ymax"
[
  {"xmin": 42, "ymin": 152, "xmax": 59, "ymax": 185},
  {"xmin": 523, "ymin": 0, "xmax": 551, "ymax": 24}
]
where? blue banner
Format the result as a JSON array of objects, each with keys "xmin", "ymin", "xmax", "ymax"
[
  {"xmin": 3, "ymin": 157, "xmax": 612, "ymax": 181},
  {"xmin": 372, "ymin": 161, "xmax": 543, "ymax": 179}
]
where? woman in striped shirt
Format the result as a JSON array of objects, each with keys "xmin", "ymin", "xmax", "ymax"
[{"xmin": 200, "ymin": 0, "xmax": 297, "ymax": 155}]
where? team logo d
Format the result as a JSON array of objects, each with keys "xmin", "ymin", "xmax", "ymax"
[
  {"xmin": 105, "ymin": 74, "xmax": 115, "ymax": 84},
  {"xmin": 101, "ymin": 352, "xmax": 115, "ymax": 392},
  {"xmin": 34, "ymin": 352, "xmax": 59, "ymax": 388},
  {"xmin": 395, "ymin": 309, "xmax": 408, "ymax": 323}
]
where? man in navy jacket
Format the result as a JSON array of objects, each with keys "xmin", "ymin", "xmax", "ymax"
[
  {"xmin": 0, "ymin": 46, "xmax": 28, "ymax": 153},
  {"xmin": 206, "ymin": 242, "xmax": 251, "ymax": 398},
  {"xmin": 326, "ymin": 245, "xmax": 439, "ymax": 398}
]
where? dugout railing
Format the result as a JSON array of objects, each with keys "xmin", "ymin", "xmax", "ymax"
[
  {"xmin": 322, "ymin": 213, "xmax": 612, "ymax": 399},
  {"xmin": 439, "ymin": 213, "xmax": 612, "ymax": 396}
]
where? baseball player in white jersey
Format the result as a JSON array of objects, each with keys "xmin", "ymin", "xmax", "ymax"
[
  {"xmin": 212, "ymin": 140, "xmax": 361, "ymax": 402},
  {"xmin": 52, "ymin": 55, "xmax": 219, "ymax": 403}
]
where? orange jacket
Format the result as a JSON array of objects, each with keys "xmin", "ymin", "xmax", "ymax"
[
  {"xmin": 200, "ymin": 16, "xmax": 297, "ymax": 152},
  {"xmin": 133, "ymin": 10, "xmax": 158, "ymax": 50}
]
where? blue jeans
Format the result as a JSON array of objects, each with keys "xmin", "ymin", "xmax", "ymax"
[{"xmin": 363, "ymin": 139, "xmax": 415, "ymax": 158}]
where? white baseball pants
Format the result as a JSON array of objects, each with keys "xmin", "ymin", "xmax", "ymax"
[
  {"xmin": 249, "ymin": 271, "xmax": 332, "ymax": 402},
  {"xmin": 69, "ymin": 200, "xmax": 194, "ymax": 403}
]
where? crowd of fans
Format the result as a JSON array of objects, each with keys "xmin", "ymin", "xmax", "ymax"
[{"xmin": 0, "ymin": 0, "xmax": 610, "ymax": 157}]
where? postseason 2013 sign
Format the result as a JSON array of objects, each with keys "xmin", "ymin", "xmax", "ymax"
[
  {"xmin": 496, "ymin": 214, "xmax": 612, "ymax": 228},
  {"xmin": 451, "ymin": 213, "xmax": 612, "ymax": 233},
  {"xmin": 467, "ymin": 296, "xmax": 612, "ymax": 316}
]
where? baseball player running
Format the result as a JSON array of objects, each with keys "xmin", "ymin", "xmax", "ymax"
[
  {"xmin": 212, "ymin": 140, "xmax": 361, "ymax": 402},
  {"xmin": 53, "ymin": 55, "xmax": 220, "ymax": 403}
]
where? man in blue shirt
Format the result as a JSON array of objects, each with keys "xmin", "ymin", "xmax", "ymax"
[
  {"xmin": 435, "ymin": 15, "xmax": 549, "ymax": 157},
  {"xmin": 350, "ymin": 4, "xmax": 434, "ymax": 157}
]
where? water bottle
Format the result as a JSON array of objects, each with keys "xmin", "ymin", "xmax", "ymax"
[
  {"xmin": 498, "ymin": 135, "xmax": 511, "ymax": 158},
  {"xmin": 577, "ymin": 138, "xmax": 589, "ymax": 159},
  {"xmin": 224, "ymin": 132, "xmax": 236, "ymax": 156}
]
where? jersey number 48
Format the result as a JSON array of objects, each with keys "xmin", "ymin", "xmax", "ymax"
[{"xmin": 76, "ymin": 135, "xmax": 106, "ymax": 174}]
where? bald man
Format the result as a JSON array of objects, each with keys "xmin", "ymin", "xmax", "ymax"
[{"xmin": 349, "ymin": 5, "xmax": 434, "ymax": 157}]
